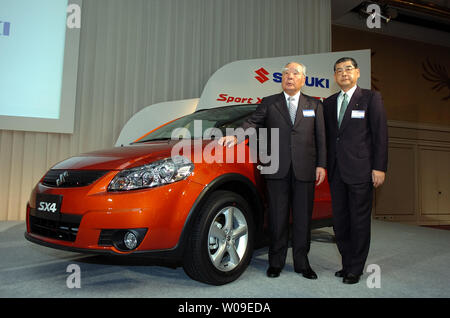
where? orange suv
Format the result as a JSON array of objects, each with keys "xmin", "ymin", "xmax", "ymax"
[{"xmin": 25, "ymin": 104, "xmax": 332, "ymax": 285}]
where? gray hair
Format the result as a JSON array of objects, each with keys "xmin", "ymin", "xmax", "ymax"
[{"xmin": 282, "ymin": 62, "xmax": 306, "ymax": 77}]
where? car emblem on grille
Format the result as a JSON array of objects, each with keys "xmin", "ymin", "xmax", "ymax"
[{"xmin": 56, "ymin": 171, "xmax": 69, "ymax": 187}]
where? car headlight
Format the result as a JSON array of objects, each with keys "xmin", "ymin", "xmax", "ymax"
[{"xmin": 108, "ymin": 156, "xmax": 194, "ymax": 191}]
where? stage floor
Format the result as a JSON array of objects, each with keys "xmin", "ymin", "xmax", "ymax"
[{"xmin": 1, "ymin": 219, "xmax": 449, "ymax": 298}]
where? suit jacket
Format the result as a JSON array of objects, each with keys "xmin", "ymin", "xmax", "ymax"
[
  {"xmin": 242, "ymin": 92, "xmax": 326, "ymax": 181},
  {"xmin": 323, "ymin": 86, "xmax": 388, "ymax": 184}
]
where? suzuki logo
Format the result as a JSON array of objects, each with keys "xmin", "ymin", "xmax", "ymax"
[
  {"xmin": 254, "ymin": 67, "xmax": 330, "ymax": 89},
  {"xmin": 254, "ymin": 67, "xmax": 270, "ymax": 84},
  {"xmin": 56, "ymin": 171, "xmax": 69, "ymax": 187}
]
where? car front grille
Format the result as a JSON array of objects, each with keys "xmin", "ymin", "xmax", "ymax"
[
  {"xmin": 42, "ymin": 170, "xmax": 109, "ymax": 188},
  {"xmin": 29, "ymin": 209, "xmax": 82, "ymax": 242}
]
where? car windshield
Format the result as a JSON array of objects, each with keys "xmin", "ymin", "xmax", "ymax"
[{"xmin": 135, "ymin": 104, "xmax": 258, "ymax": 143}]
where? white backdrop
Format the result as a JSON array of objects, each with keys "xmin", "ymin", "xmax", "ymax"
[
  {"xmin": 118, "ymin": 49, "xmax": 370, "ymax": 145},
  {"xmin": 115, "ymin": 99, "xmax": 199, "ymax": 147},
  {"xmin": 197, "ymin": 49, "xmax": 370, "ymax": 109}
]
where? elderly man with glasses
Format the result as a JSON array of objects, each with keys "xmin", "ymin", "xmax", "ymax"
[{"xmin": 220, "ymin": 62, "xmax": 326, "ymax": 280}]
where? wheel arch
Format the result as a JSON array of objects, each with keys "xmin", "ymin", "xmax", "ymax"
[{"xmin": 178, "ymin": 173, "xmax": 266, "ymax": 257}]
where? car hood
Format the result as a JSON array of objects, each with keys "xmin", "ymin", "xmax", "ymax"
[{"xmin": 51, "ymin": 141, "xmax": 184, "ymax": 171}]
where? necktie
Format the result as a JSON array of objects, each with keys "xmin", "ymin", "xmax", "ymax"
[
  {"xmin": 287, "ymin": 97, "xmax": 297, "ymax": 124},
  {"xmin": 338, "ymin": 93, "xmax": 349, "ymax": 128}
]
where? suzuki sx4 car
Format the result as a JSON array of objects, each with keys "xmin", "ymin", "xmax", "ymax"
[{"xmin": 25, "ymin": 104, "xmax": 332, "ymax": 285}]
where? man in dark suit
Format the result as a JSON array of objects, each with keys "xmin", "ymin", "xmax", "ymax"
[
  {"xmin": 323, "ymin": 57, "xmax": 388, "ymax": 284},
  {"xmin": 220, "ymin": 62, "xmax": 327, "ymax": 279}
]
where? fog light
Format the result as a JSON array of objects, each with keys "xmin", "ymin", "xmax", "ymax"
[
  {"xmin": 124, "ymin": 231, "xmax": 138, "ymax": 250},
  {"xmin": 103, "ymin": 228, "xmax": 147, "ymax": 251}
]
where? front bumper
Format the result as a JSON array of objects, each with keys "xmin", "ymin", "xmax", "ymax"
[
  {"xmin": 25, "ymin": 178, "xmax": 204, "ymax": 256},
  {"xmin": 23, "ymin": 231, "xmax": 184, "ymax": 261}
]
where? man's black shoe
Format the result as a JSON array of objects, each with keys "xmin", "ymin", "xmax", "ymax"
[
  {"xmin": 266, "ymin": 267, "xmax": 281, "ymax": 278},
  {"xmin": 343, "ymin": 273, "xmax": 361, "ymax": 284},
  {"xmin": 335, "ymin": 269, "xmax": 346, "ymax": 278},
  {"xmin": 295, "ymin": 267, "xmax": 318, "ymax": 280}
]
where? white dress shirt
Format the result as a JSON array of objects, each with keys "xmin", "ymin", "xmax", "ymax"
[
  {"xmin": 337, "ymin": 85, "xmax": 357, "ymax": 121},
  {"xmin": 283, "ymin": 91, "xmax": 301, "ymax": 111}
]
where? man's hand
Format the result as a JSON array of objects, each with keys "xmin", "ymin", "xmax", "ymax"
[
  {"xmin": 316, "ymin": 167, "xmax": 326, "ymax": 186},
  {"xmin": 372, "ymin": 170, "xmax": 385, "ymax": 188},
  {"xmin": 218, "ymin": 136, "xmax": 238, "ymax": 148}
]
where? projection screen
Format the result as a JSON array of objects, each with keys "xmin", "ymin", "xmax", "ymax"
[{"xmin": 0, "ymin": 0, "xmax": 81, "ymax": 133}]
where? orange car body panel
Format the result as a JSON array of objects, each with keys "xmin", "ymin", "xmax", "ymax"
[{"xmin": 26, "ymin": 130, "xmax": 332, "ymax": 257}]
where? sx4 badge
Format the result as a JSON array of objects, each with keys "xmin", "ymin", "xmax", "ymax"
[{"xmin": 36, "ymin": 194, "xmax": 62, "ymax": 214}]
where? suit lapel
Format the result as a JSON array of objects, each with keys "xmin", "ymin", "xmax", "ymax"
[
  {"xmin": 274, "ymin": 93, "xmax": 293, "ymax": 126},
  {"xmin": 326, "ymin": 93, "xmax": 339, "ymax": 133},
  {"xmin": 339, "ymin": 86, "xmax": 362, "ymax": 133}
]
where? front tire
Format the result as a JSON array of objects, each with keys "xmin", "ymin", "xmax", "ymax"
[{"xmin": 183, "ymin": 190, "xmax": 254, "ymax": 285}]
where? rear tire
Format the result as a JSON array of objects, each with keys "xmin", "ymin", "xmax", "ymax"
[{"xmin": 183, "ymin": 190, "xmax": 254, "ymax": 285}]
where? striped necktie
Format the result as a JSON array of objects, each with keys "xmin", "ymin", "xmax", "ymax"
[
  {"xmin": 338, "ymin": 93, "xmax": 349, "ymax": 128},
  {"xmin": 287, "ymin": 96, "xmax": 297, "ymax": 124}
]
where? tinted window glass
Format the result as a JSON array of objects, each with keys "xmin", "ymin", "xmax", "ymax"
[{"xmin": 136, "ymin": 105, "xmax": 257, "ymax": 142}]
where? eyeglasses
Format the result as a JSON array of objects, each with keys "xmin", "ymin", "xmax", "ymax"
[{"xmin": 335, "ymin": 66, "xmax": 356, "ymax": 75}]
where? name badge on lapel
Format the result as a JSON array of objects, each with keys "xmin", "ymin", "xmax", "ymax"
[
  {"xmin": 303, "ymin": 109, "xmax": 315, "ymax": 117},
  {"xmin": 351, "ymin": 110, "xmax": 365, "ymax": 119}
]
